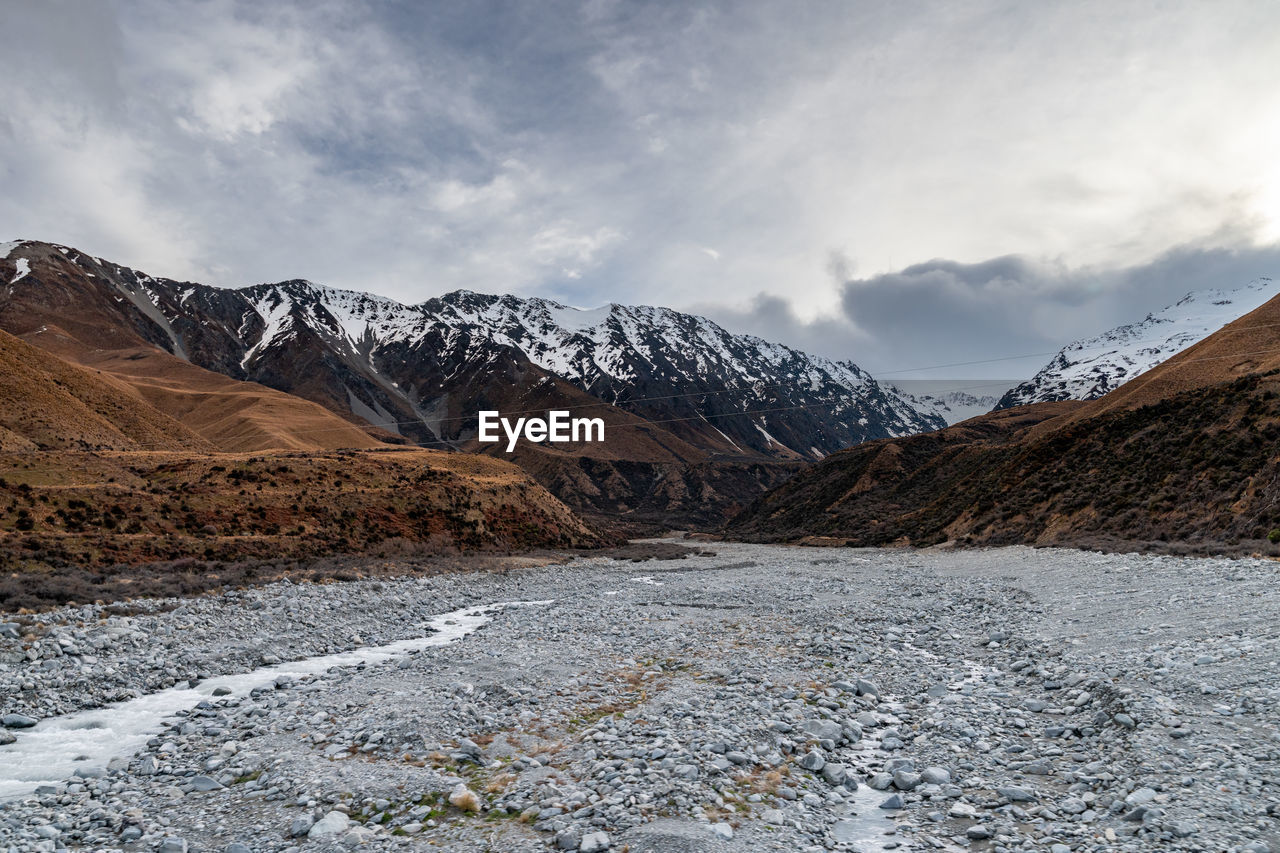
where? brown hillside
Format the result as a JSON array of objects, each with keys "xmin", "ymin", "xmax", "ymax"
[
  {"xmin": 0, "ymin": 329, "xmax": 210, "ymax": 452},
  {"xmin": 72, "ymin": 345, "xmax": 389, "ymax": 452},
  {"xmin": 457, "ymin": 370, "xmax": 802, "ymax": 527},
  {"xmin": 0, "ymin": 447, "xmax": 601, "ymax": 609},
  {"xmin": 1, "ymin": 244, "xmax": 390, "ymax": 452},
  {"xmin": 727, "ymin": 295, "xmax": 1280, "ymax": 553}
]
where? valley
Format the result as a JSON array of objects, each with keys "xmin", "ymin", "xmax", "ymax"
[{"xmin": 4, "ymin": 238, "xmax": 1280, "ymax": 853}]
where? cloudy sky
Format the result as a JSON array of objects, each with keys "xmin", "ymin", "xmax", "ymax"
[{"xmin": 4, "ymin": 1, "xmax": 1280, "ymax": 378}]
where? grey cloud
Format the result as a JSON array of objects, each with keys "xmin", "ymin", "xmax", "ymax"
[
  {"xmin": 703, "ymin": 242, "xmax": 1280, "ymax": 379},
  {"xmin": 696, "ymin": 293, "xmax": 869, "ymax": 366},
  {"xmin": 2, "ymin": 0, "xmax": 1280, "ymax": 342}
]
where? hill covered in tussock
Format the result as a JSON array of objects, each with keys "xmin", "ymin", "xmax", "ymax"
[{"xmin": 0, "ymin": 329, "xmax": 211, "ymax": 452}]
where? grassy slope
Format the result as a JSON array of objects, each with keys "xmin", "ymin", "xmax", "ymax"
[{"xmin": 0, "ymin": 329, "xmax": 212, "ymax": 452}]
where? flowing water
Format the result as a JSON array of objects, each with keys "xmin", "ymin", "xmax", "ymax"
[{"xmin": 0, "ymin": 601, "xmax": 549, "ymax": 801}]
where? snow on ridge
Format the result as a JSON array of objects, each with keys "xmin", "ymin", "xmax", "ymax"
[
  {"xmin": 219, "ymin": 279, "xmax": 941, "ymax": 441},
  {"xmin": 0, "ymin": 240, "xmax": 23, "ymax": 261},
  {"xmin": 998, "ymin": 276, "xmax": 1279, "ymax": 409}
]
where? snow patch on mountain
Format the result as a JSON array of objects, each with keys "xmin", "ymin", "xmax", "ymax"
[
  {"xmin": 226, "ymin": 285, "xmax": 942, "ymax": 446},
  {"xmin": 884, "ymin": 380, "xmax": 1011, "ymax": 426},
  {"xmin": 9, "ymin": 258, "xmax": 30, "ymax": 284},
  {"xmin": 996, "ymin": 277, "xmax": 1279, "ymax": 410}
]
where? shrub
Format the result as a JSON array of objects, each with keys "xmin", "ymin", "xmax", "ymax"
[{"xmin": 1268, "ymin": 529, "xmax": 1280, "ymax": 544}]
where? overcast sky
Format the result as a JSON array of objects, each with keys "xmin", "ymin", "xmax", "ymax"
[{"xmin": 4, "ymin": 1, "xmax": 1280, "ymax": 378}]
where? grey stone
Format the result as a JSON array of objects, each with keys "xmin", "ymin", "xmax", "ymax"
[
  {"xmin": 868, "ymin": 772, "xmax": 893, "ymax": 790},
  {"xmin": 1125, "ymin": 787, "xmax": 1157, "ymax": 806},
  {"xmin": 579, "ymin": 831, "xmax": 611, "ymax": 852},
  {"xmin": 290, "ymin": 814, "xmax": 314, "ymax": 837},
  {"xmin": 880, "ymin": 793, "xmax": 904, "ymax": 809},
  {"xmin": 189, "ymin": 775, "xmax": 223, "ymax": 791},
  {"xmin": 800, "ymin": 719, "xmax": 843, "ymax": 742},
  {"xmin": 798, "ymin": 750, "xmax": 825, "ymax": 771},
  {"xmin": 998, "ymin": 786, "xmax": 1037, "ymax": 802},
  {"xmin": 1060, "ymin": 797, "xmax": 1087, "ymax": 814},
  {"xmin": 892, "ymin": 770, "xmax": 921, "ymax": 791},
  {"xmin": 1, "ymin": 714, "xmax": 37, "ymax": 729},
  {"xmin": 920, "ymin": 766, "xmax": 951, "ymax": 785},
  {"xmin": 821, "ymin": 763, "xmax": 847, "ymax": 786},
  {"xmin": 308, "ymin": 811, "xmax": 350, "ymax": 839}
]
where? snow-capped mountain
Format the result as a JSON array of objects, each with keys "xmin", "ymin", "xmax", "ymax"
[
  {"xmin": 0, "ymin": 241, "xmax": 944, "ymax": 460},
  {"xmin": 881, "ymin": 380, "xmax": 1012, "ymax": 426},
  {"xmin": 995, "ymin": 277, "xmax": 1279, "ymax": 410},
  {"xmin": 216, "ymin": 284, "xmax": 944, "ymax": 457}
]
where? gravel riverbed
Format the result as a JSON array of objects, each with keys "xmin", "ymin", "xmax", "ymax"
[{"xmin": 1, "ymin": 542, "xmax": 1277, "ymax": 853}]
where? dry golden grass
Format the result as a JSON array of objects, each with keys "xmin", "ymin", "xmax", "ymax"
[{"xmin": 0, "ymin": 329, "xmax": 209, "ymax": 452}]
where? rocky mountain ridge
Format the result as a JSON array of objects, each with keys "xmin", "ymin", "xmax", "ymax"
[
  {"xmin": 996, "ymin": 277, "xmax": 1278, "ymax": 409},
  {"xmin": 2, "ymin": 240, "xmax": 943, "ymax": 460}
]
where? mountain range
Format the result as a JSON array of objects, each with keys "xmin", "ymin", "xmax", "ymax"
[
  {"xmin": 5, "ymin": 235, "xmax": 1280, "ymax": 561},
  {"xmin": 0, "ymin": 239, "xmax": 942, "ymax": 526}
]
